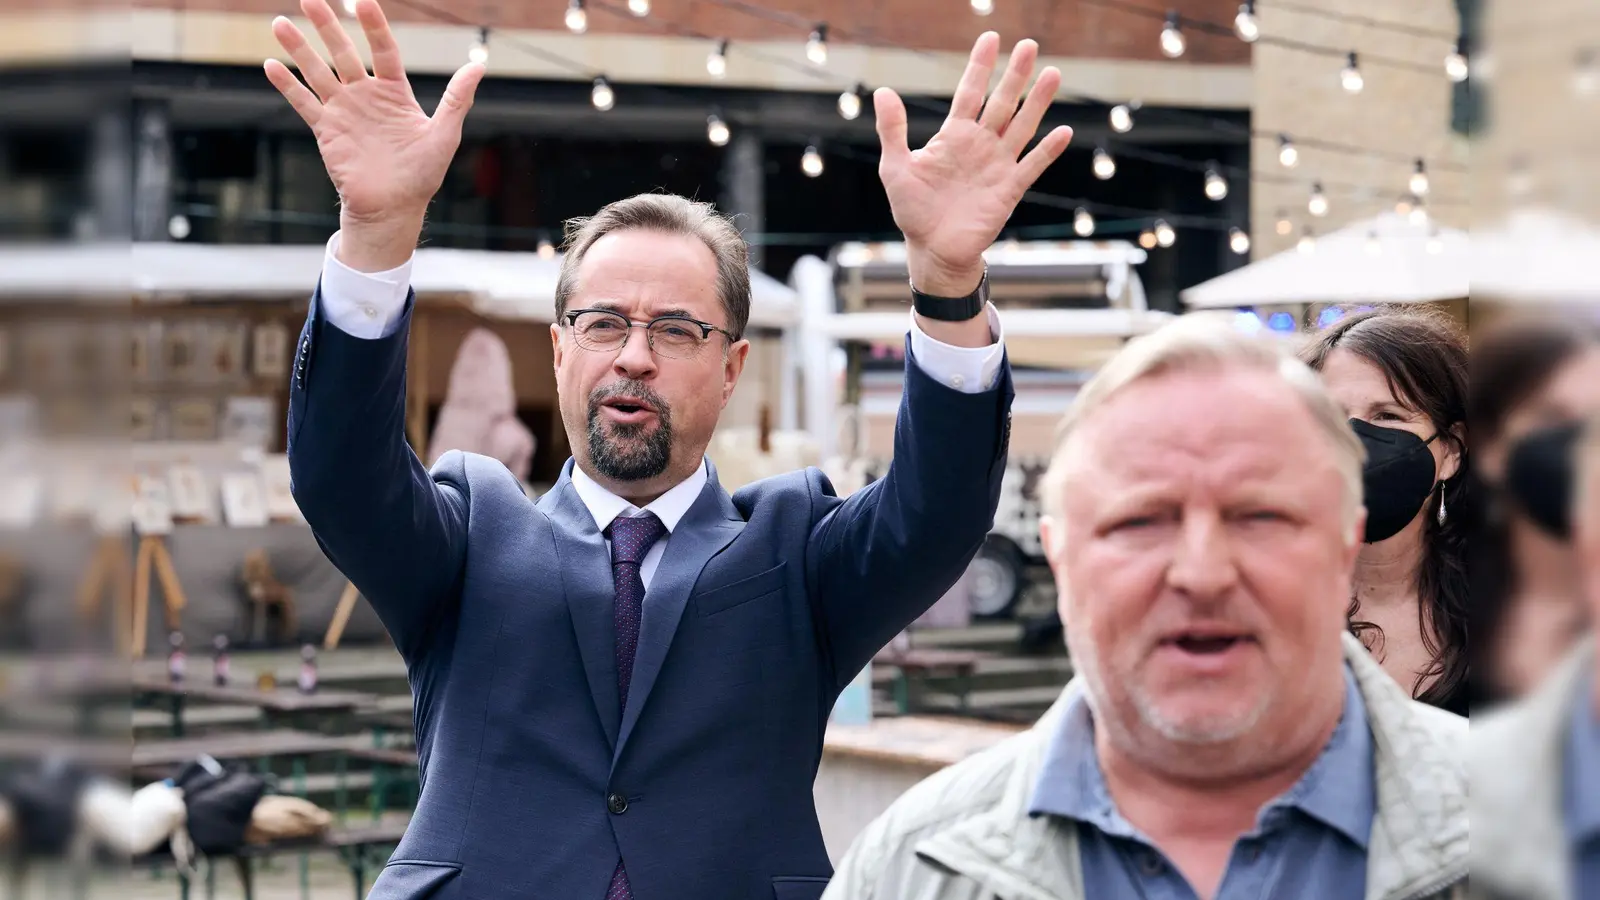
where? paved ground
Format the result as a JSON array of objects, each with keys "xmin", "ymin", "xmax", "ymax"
[{"xmin": 19, "ymin": 854, "xmax": 370, "ymax": 900}]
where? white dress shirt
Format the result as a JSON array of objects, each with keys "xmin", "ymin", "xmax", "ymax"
[{"xmin": 315, "ymin": 230, "xmax": 1007, "ymax": 586}]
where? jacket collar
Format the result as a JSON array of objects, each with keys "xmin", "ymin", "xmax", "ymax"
[{"xmin": 914, "ymin": 632, "xmax": 1467, "ymax": 900}]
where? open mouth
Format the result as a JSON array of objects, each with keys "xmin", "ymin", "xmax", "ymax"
[
  {"xmin": 1159, "ymin": 631, "xmax": 1257, "ymax": 657},
  {"xmin": 601, "ymin": 398, "xmax": 656, "ymax": 416}
]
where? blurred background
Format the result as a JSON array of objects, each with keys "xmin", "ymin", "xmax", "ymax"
[{"xmin": 0, "ymin": 0, "xmax": 1594, "ymax": 896}]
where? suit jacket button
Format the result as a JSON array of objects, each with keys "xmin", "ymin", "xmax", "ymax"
[{"xmin": 607, "ymin": 793, "xmax": 628, "ymax": 815}]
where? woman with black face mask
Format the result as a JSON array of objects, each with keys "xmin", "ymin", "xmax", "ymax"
[
  {"xmin": 1301, "ymin": 308, "xmax": 1470, "ymax": 716},
  {"xmin": 1464, "ymin": 316, "xmax": 1600, "ymax": 709}
]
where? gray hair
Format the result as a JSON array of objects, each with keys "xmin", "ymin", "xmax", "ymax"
[
  {"xmin": 555, "ymin": 193, "xmax": 753, "ymax": 340},
  {"xmin": 1040, "ymin": 312, "xmax": 1366, "ymax": 541}
]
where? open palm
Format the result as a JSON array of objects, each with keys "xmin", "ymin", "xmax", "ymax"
[
  {"xmin": 876, "ymin": 34, "xmax": 1073, "ymax": 285},
  {"xmin": 263, "ymin": 0, "xmax": 484, "ymax": 222}
]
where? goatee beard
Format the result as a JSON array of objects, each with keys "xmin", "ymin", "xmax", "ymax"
[{"xmin": 586, "ymin": 381, "xmax": 673, "ymax": 482}]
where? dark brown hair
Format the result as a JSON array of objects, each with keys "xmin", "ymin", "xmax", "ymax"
[{"xmin": 1300, "ymin": 306, "xmax": 1470, "ymax": 712}]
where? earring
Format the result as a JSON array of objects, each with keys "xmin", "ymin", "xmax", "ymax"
[{"xmin": 1437, "ymin": 493, "xmax": 1448, "ymax": 525}]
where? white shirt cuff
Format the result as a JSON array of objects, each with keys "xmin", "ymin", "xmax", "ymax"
[
  {"xmin": 318, "ymin": 231, "xmax": 413, "ymax": 340},
  {"xmin": 907, "ymin": 303, "xmax": 1005, "ymax": 394}
]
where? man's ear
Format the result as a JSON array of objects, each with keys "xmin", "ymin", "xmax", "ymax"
[
  {"xmin": 550, "ymin": 323, "xmax": 563, "ymax": 371},
  {"xmin": 721, "ymin": 339, "xmax": 751, "ymax": 408}
]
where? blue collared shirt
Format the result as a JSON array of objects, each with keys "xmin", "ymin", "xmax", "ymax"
[
  {"xmin": 1564, "ymin": 674, "xmax": 1600, "ymax": 898},
  {"xmin": 1028, "ymin": 668, "xmax": 1375, "ymax": 900}
]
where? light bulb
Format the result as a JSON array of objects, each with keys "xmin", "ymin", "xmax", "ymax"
[
  {"xmin": 1427, "ymin": 230, "xmax": 1443, "ymax": 254},
  {"xmin": 971, "ymin": 0, "xmax": 994, "ymax": 14},
  {"xmin": 591, "ymin": 77, "xmax": 614, "ymax": 111},
  {"xmin": 565, "ymin": 0, "xmax": 587, "ymax": 33},
  {"xmin": 1298, "ymin": 228, "xmax": 1316, "ymax": 253},
  {"xmin": 1204, "ymin": 167, "xmax": 1228, "ymax": 200},
  {"xmin": 1308, "ymin": 182, "xmax": 1328, "ymax": 217},
  {"xmin": 1409, "ymin": 159, "xmax": 1430, "ymax": 196},
  {"xmin": 838, "ymin": 87, "xmax": 861, "ymax": 120},
  {"xmin": 343, "ymin": 0, "xmax": 358, "ymax": 15},
  {"xmin": 1278, "ymin": 134, "xmax": 1298, "ymax": 168},
  {"xmin": 1234, "ymin": 1, "xmax": 1259, "ymax": 42},
  {"xmin": 1092, "ymin": 147, "xmax": 1116, "ymax": 180},
  {"xmin": 1445, "ymin": 40, "xmax": 1469, "ymax": 82},
  {"xmin": 707, "ymin": 114, "xmax": 730, "ymax": 146},
  {"xmin": 168, "ymin": 214, "xmax": 190, "ymax": 240},
  {"xmin": 537, "ymin": 237, "xmax": 555, "ymax": 259},
  {"xmin": 1341, "ymin": 52, "xmax": 1364, "ymax": 93},
  {"xmin": 802, "ymin": 145, "xmax": 824, "ymax": 177},
  {"xmin": 707, "ymin": 40, "xmax": 728, "ymax": 78},
  {"xmin": 1576, "ymin": 48, "xmax": 1599, "ymax": 96},
  {"xmin": 1138, "ymin": 229, "xmax": 1158, "ymax": 249},
  {"xmin": 1160, "ymin": 13, "xmax": 1186, "ymax": 58},
  {"xmin": 1109, "ymin": 104, "xmax": 1134, "ymax": 133},
  {"xmin": 1073, "ymin": 208, "xmax": 1094, "ymax": 237},
  {"xmin": 1275, "ymin": 210, "xmax": 1292, "ymax": 235},
  {"xmin": 1410, "ymin": 204, "xmax": 1428, "ymax": 226},
  {"xmin": 1365, "ymin": 231, "xmax": 1381, "ymax": 256},
  {"xmin": 1395, "ymin": 195, "xmax": 1414, "ymax": 216},
  {"xmin": 806, "ymin": 26, "xmax": 828, "ymax": 66},
  {"xmin": 1229, "ymin": 227, "xmax": 1251, "ymax": 254},
  {"xmin": 627, "ymin": 0, "xmax": 650, "ymax": 15},
  {"xmin": 1154, "ymin": 219, "xmax": 1176, "ymax": 247},
  {"xmin": 468, "ymin": 28, "xmax": 489, "ymax": 65}
]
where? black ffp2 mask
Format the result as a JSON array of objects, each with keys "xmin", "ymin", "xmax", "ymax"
[
  {"xmin": 1504, "ymin": 420, "xmax": 1581, "ymax": 540},
  {"xmin": 1351, "ymin": 418, "xmax": 1440, "ymax": 544}
]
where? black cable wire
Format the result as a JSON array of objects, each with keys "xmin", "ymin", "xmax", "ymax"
[{"xmin": 1257, "ymin": 0, "xmax": 1458, "ymax": 42}]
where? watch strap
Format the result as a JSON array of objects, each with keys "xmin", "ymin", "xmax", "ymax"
[{"xmin": 910, "ymin": 268, "xmax": 989, "ymax": 322}]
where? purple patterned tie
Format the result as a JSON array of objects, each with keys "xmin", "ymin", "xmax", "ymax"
[{"xmin": 603, "ymin": 512, "xmax": 667, "ymax": 900}]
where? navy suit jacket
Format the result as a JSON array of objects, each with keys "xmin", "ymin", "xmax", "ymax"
[{"xmin": 286, "ymin": 288, "xmax": 1015, "ymax": 900}]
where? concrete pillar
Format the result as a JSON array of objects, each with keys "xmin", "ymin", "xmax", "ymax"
[
  {"xmin": 131, "ymin": 99, "xmax": 172, "ymax": 242},
  {"xmin": 720, "ymin": 130, "xmax": 765, "ymax": 271}
]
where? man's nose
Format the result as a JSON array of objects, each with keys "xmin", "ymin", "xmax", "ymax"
[
  {"xmin": 612, "ymin": 326, "xmax": 658, "ymax": 377},
  {"xmin": 1166, "ymin": 511, "xmax": 1240, "ymax": 603}
]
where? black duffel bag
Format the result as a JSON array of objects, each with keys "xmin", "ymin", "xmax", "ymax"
[{"xmin": 171, "ymin": 756, "xmax": 268, "ymax": 857}]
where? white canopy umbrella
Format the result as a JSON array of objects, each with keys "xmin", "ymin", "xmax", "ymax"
[
  {"xmin": 1181, "ymin": 212, "xmax": 1469, "ymax": 310},
  {"xmin": 1469, "ymin": 208, "xmax": 1600, "ymax": 303}
]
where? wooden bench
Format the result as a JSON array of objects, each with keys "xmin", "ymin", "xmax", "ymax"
[
  {"xmin": 872, "ymin": 648, "xmax": 987, "ymax": 714},
  {"xmin": 141, "ymin": 819, "xmax": 410, "ymax": 900}
]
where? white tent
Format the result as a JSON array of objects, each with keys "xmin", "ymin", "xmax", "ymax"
[
  {"xmin": 0, "ymin": 241, "xmax": 799, "ymax": 328},
  {"xmin": 1469, "ymin": 208, "xmax": 1600, "ymax": 303},
  {"xmin": 1181, "ymin": 212, "xmax": 1469, "ymax": 310}
]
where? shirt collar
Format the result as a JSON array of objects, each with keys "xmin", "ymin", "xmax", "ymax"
[
  {"xmin": 1564, "ymin": 673, "xmax": 1600, "ymax": 843},
  {"xmin": 569, "ymin": 457, "xmax": 708, "ymax": 534},
  {"xmin": 1028, "ymin": 665, "xmax": 1375, "ymax": 850}
]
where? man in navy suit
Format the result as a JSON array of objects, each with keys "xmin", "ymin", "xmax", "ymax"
[{"xmin": 265, "ymin": 1, "xmax": 1073, "ymax": 896}]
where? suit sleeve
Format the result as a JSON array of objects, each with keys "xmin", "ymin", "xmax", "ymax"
[
  {"xmin": 286, "ymin": 278, "xmax": 469, "ymax": 660},
  {"xmin": 805, "ymin": 331, "xmax": 1014, "ymax": 691}
]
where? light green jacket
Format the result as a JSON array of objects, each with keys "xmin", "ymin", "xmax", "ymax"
[
  {"xmin": 1468, "ymin": 637, "xmax": 1595, "ymax": 900},
  {"xmin": 823, "ymin": 632, "xmax": 1468, "ymax": 900}
]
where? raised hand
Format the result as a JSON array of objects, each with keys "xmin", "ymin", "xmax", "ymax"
[
  {"xmin": 263, "ymin": 0, "xmax": 484, "ymax": 270},
  {"xmin": 874, "ymin": 33, "xmax": 1073, "ymax": 298}
]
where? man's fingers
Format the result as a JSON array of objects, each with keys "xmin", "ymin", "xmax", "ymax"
[
  {"xmin": 264, "ymin": 59, "xmax": 324, "ymax": 128},
  {"xmin": 947, "ymin": 32, "xmax": 1000, "ymax": 123},
  {"xmin": 1012, "ymin": 125, "xmax": 1074, "ymax": 193},
  {"xmin": 272, "ymin": 16, "xmax": 342, "ymax": 101},
  {"xmin": 1002, "ymin": 65, "xmax": 1060, "ymax": 157},
  {"xmin": 302, "ymin": 0, "xmax": 369, "ymax": 84},
  {"xmin": 873, "ymin": 87, "xmax": 912, "ymax": 177},
  {"xmin": 355, "ymin": 0, "xmax": 408, "ymax": 84},
  {"xmin": 432, "ymin": 61, "xmax": 486, "ymax": 131},
  {"xmin": 979, "ymin": 40, "xmax": 1037, "ymax": 134}
]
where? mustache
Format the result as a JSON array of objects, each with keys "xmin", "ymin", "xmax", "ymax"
[{"xmin": 587, "ymin": 380, "xmax": 670, "ymax": 417}]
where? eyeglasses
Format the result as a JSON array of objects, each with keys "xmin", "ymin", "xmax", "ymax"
[{"xmin": 562, "ymin": 308, "xmax": 736, "ymax": 359}]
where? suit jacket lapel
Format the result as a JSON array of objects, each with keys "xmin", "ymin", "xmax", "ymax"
[
  {"xmin": 613, "ymin": 461, "xmax": 744, "ymax": 765},
  {"xmin": 541, "ymin": 462, "xmax": 622, "ymax": 749}
]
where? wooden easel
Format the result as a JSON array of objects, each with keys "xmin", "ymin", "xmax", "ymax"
[
  {"xmin": 76, "ymin": 534, "xmax": 134, "ymax": 654},
  {"xmin": 323, "ymin": 581, "xmax": 361, "ymax": 650},
  {"xmin": 129, "ymin": 534, "xmax": 187, "ymax": 659}
]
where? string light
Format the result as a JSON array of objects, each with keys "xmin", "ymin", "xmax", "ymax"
[
  {"xmin": 806, "ymin": 24, "xmax": 829, "ymax": 66},
  {"xmin": 1365, "ymin": 230, "xmax": 1381, "ymax": 256},
  {"xmin": 1576, "ymin": 48, "xmax": 1599, "ymax": 97},
  {"xmin": 1138, "ymin": 228, "xmax": 1158, "ymax": 249},
  {"xmin": 627, "ymin": 0, "xmax": 650, "ymax": 15},
  {"xmin": 1154, "ymin": 219, "xmax": 1176, "ymax": 247},
  {"xmin": 838, "ymin": 84, "xmax": 863, "ymax": 120},
  {"xmin": 168, "ymin": 214, "xmax": 190, "ymax": 240},
  {"xmin": 1204, "ymin": 166, "xmax": 1228, "ymax": 200},
  {"xmin": 1340, "ymin": 52, "xmax": 1364, "ymax": 93},
  {"xmin": 537, "ymin": 234, "xmax": 556, "ymax": 258},
  {"xmin": 707, "ymin": 113, "xmax": 730, "ymax": 146},
  {"xmin": 590, "ymin": 76, "xmax": 614, "ymax": 111},
  {"xmin": 801, "ymin": 143, "xmax": 824, "ymax": 177},
  {"xmin": 1445, "ymin": 38, "xmax": 1469, "ymax": 83},
  {"xmin": 1308, "ymin": 182, "xmax": 1329, "ymax": 217},
  {"xmin": 468, "ymin": 27, "xmax": 489, "ymax": 65},
  {"xmin": 1278, "ymin": 134, "xmax": 1299, "ymax": 168},
  {"xmin": 1092, "ymin": 146, "xmax": 1116, "ymax": 180},
  {"xmin": 1233, "ymin": 0, "xmax": 1259, "ymax": 43},
  {"xmin": 1160, "ymin": 12, "xmax": 1186, "ymax": 58},
  {"xmin": 1298, "ymin": 226, "xmax": 1316, "ymax": 253},
  {"xmin": 343, "ymin": 0, "xmax": 358, "ymax": 14},
  {"xmin": 1410, "ymin": 202, "xmax": 1428, "ymax": 226},
  {"xmin": 1229, "ymin": 227, "xmax": 1251, "ymax": 254},
  {"xmin": 565, "ymin": 0, "xmax": 587, "ymax": 33},
  {"xmin": 707, "ymin": 39, "xmax": 728, "ymax": 78},
  {"xmin": 971, "ymin": 0, "xmax": 994, "ymax": 14},
  {"xmin": 1160, "ymin": 12, "xmax": 1186, "ymax": 59},
  {"xmin": 1275, "ymin": 209, "xmax": 1292, "ymax": 235},
  {"xmin": 1109, "ymin": 103, "xmax": 1135, "ymax": 133},
  {"xmin": 1395, "ymin": 194, "xmax": 1415, "ymax": 215},
  {"xmin": 1073, "ymin": 207, "xmax": 1095, "ymax": 237},
  {"xmin": 1409, "ymin": 158, "xmax": 1430, "ymax": 196}
]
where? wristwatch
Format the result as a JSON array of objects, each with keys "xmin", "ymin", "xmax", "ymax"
[{"xmin": 910, "ymin": 267, "xmax": 989, "ymax": 322}]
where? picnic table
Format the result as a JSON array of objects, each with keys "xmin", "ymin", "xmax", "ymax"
[{"xmin": 132, "ymin": 674, "xmax": 378, "ymax": 736}]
